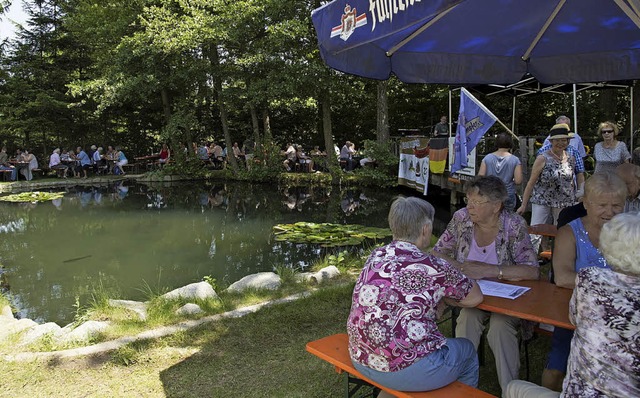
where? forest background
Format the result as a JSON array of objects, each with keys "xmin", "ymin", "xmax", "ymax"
[{"xmin": 0, "ymin": 0, "xmax": 638, "ymax": 170}]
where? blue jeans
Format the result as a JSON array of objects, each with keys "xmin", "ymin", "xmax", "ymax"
[
  {"xmin": 0, "ymin": 165, "xmax": 17, "ymax": 181},
  {"xmin": 353, "ymin": 338, "xmax": 478, "ymax": 391},
  {"xmin": 546, "ymin": 327, "xmax": 573, "ymax": 372}
]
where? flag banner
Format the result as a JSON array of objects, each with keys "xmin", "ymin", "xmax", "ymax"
[
  {"xmin": 451, "ymin": 88, "xmax": 498, "ymax": 174},
  {"xmin": 427, "ymin": 137, "xmax": 448, "ymax": 174},
  {"xmin": 397, "ymin": 136, "xmax": 430, "ymax": 195}
]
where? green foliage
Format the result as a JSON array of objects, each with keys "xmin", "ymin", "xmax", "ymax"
[
  {"xmin": 274, "ymin": 264, "xmax": 298, "ymax": 286},
  {"xmin": 0, "ymin": 191, "xmax": 65, "ymax": 203},
  {"xmin": 202, "ymin": 275, "xmax": 218, "ymax": 291},
  {"xmin": 272, "ymin": 222, "xmax": 392, "ymax": 247}
]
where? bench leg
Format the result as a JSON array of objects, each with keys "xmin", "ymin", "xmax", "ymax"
[{"xmin": 345, "ymin": 374, "xmax": 378, "ymax": 398}]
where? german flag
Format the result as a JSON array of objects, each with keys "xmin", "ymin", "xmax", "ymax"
[{"xmin": 428, "ymin": 137, "xmax": 448, "ymax": 174}]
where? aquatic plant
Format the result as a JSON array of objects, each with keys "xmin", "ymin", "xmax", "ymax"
[
  {"xmin": 272, "ymin": 222, "xmax": 391, "ymax": 247},
  {"xmin": 0, "ymin": 191, "xmax": 65, "ymax": 203}
]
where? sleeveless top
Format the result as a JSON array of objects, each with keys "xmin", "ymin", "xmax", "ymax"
[
  {"xmin": 482, "ymin": 153, "xmax": 521, "ymax": 201},
  {"xmin": 568, "ymin": 218, "xmax": 608, "ymax": 271},
  {"xmin": 531, "ymin": 151, "xmax": 575, "ymax": 208}
]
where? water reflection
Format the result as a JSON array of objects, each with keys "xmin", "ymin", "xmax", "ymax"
[{"xmin": 0, "ymin": 181, "xmax": 450, "ymax": 326}]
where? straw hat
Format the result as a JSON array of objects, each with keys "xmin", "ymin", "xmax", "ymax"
[{"xmin": 549, "ymin": 123, "xmax": 574, "ymax": 140}]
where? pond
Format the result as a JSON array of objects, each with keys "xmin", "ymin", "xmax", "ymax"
[{"xmin": 0, "ymin": 181, "xmax": 455, "ymax": 325}]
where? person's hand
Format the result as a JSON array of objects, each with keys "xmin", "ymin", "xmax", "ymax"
[
  {"xmin": 516, "ymin": 205, "xmax": 526, "ymax": 215},
  {"xmin": 460, "ymin": 261, "xmax": 491, "ymax": 280}
]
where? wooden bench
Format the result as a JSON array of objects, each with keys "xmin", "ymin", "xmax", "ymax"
[{"xmin": 306, "ymin": 334, "xmax": 496, "ymax": 398}]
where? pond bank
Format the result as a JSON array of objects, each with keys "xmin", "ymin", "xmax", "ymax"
[{"xmin": 0, "ymin": 170, "xmax": 342, "ymax": 194}]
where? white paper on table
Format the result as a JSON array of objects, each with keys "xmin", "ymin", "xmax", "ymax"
[{"xmin": 476, "ymin": 280, "xmax": 530, "ymax": 299}]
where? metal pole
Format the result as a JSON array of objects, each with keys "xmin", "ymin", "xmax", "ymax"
[
  {"xmin": 631, "ymin": 85, "xmax": 635, "ymax": 150},
  {"xmin": 573, "ymin": 84, "xmax": 578, "ymax": 134},
  {"xmin": 512, "ymin": 96, "xmax": 517, "ymax": 133},
  {"xmin": 449, "ymin": 89, "xmax": 452, "ymax": 137}
]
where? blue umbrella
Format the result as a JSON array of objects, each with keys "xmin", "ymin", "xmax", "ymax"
[{"xmin": 311, "ymin": 0, "xmax": 640, "ymax": 84}]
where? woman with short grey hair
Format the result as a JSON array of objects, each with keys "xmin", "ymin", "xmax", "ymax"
[
  {"xmin": 433, "ymin": 175, "xmax": 538, "ymax": 393},
  {"xmin": 505, "ymin": 212, "xmax": 640, "ymax": 398},
  {"xmin": 387, "ymin": 196, "xmax": 434, "ymax": 242},
  {"xmin": 347, "ymin": 196, "xmax": 483, "ymax": 392}
]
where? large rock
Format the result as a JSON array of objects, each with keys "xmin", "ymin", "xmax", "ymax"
[
  {"xmin": 176, "ymin": 303, "xmax": 203, "ymax": 316},
  {"xmin": 0, "ymin": 318, "xmax": 37, "ymax": 342},
  {"xmin": 227, "ymin": 272, "xmax": 281, "ymax": 293},
  {"xmin": 108, "ymin": 299, "xmax": 148, "ymax": 321},
  {"xmin": 20, "ymin": 322, "xmax": 62, "ymax": 345},
  {"xmin": 58, "ymin": 320, "xmax": 109, "ymax": 343},
  {"xmin": 0, "ymin": 305, "xmax": 13, "ymax": 318},
  {"xmin": 310, "ymin": 266, "xmax": 341, "ymax": 284},
  {"xmin": 161, "ymin": 282, "xmax": 218, "ymax": 301}
]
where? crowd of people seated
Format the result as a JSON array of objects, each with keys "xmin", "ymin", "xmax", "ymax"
[
  {"xmin": 347, "ymin": 117, "xmax": 640, "ymax": 398},
  {"xmin": 47, "ymin": 145, "xmax": 128, "ymax": 178},
  {"xmin": 281, "ymin": 141, "xmax": 374, "ymax": 173}
]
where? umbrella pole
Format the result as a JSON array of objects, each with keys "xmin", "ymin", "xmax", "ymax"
[
  {"xmin": 448, "ymin": 89, "xmax": 452, "ymax": 137},
  {"xmin": 573, "ymin": 84, "xmax": 578, "ymax": 134},
  {"xmin": 631, "ymin": 85, "xmax": 634, "ymax": 150},
  {"xmin": 512, "ymin": 96, "xmax": 517, "ymax": 133}
]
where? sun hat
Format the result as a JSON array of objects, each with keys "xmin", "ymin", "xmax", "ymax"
[{"xmin": 549, "ymin": 123, "xmax": 574, "ymax": 140}]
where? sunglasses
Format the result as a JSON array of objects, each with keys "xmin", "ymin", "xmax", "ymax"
[{"xmin": 602, "ymin": 130, "xmax": 614, "ymax": 134}]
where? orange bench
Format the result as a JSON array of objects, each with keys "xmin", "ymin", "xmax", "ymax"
[{"xmin": 306, "ymin": 333, "xmax": 496, "ymax": 398}]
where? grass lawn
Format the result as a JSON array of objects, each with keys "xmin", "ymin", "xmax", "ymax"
[{"xmin": 0, "ymin": 284, "xmax": 551, "ymax": 397}]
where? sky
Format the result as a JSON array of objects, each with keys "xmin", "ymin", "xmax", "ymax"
[{"xmin": 1, "ymin": 2, "xmax": 28, "ymax": 41}]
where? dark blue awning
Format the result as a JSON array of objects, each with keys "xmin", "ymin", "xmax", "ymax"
[{"xmin": 311, "ymin": 0, "xmax": 640, "ymax": 84}]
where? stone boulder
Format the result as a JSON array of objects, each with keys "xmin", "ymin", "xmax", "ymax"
[
  {"xmin": 59, "ymin": 320, "xmax": 109, "ymax": 343},
  {"xmin": 0, "ymin": 318, "xmax": 37, "ymax": 342},
  {"xmin": 20, "ymin": 322, "xmax": 62, "ymax": 345},
  {"xmin": 1, "ymin": 305, "xmax": 13, "ymax": 318},
  {"xmin": 227, "ymin": 272, "xmax": 281, "ymax": 293},
  {"xmin": 108, "ymin": 299, "xmax": 148, "ymax": 321},
  {"xmin": 161, "ymin": 282, "xmax": 218, "ymax": 301},
  {"xmin": 310, "ymin": 266, "xmax": 341, "ymax": 284},
  {"xmin": 176, "ymin": 303, "xmax": 203, "ymax": 316}
]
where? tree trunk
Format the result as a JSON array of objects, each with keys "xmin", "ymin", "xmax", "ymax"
[
  {"xmin": 262, "ymin": 109, "xmax": 272, "ymax": 140},
  {"xmin": 376, "ymin": 80, "xmax": 390, "ymax": 143},
  {"xmin": 321, "ymin": 91, "xmax": 336, "ymax": 168},
  {"xmin": 250, "ymin": 103, "xmax": 261, "ymax": 150},
  {"xmin": 208, "ymin": 46, "xmax": 237, "ymax": 172},
  {"xmin": 161, "ymin": 88, "xmax": 172, "ymax": 125}
]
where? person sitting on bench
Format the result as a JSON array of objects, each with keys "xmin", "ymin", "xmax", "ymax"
[{"xmin": 347, "ymin": 196, "xmax": 483, "ymax": 392}]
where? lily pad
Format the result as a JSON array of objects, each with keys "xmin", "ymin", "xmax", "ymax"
[
  {"xmin": 0, "ymin": 191, "xmax": 65, "ymax": 203},
  {"xmin": 272, "ymin": 222, "xmax": 392, "ymax": 247}
]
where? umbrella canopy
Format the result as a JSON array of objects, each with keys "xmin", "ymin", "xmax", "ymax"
[{"xmin": 311, "ymin": 0, "xmax": 640, "ymax": 84}]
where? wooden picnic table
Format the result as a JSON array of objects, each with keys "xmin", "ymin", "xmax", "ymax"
[
  {"xmin": 528, "ymin": 224, "xmax": 558, "ymax": 237},
  {"xmin": 477, "ymin": 279, "xmax": 574, "ymax": 330}
]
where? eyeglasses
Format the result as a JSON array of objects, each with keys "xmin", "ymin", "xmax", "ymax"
[
  {"xmin": 463, "ymin": 197, "xmax": 490, "ymax": 206},
  {"xmin": 601, "ymin": 130, "xmax": 614, "ymax": 134}
]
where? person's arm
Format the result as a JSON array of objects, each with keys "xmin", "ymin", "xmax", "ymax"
[
  {"xmin": 621, "ymin": 142, "xmax": 631, "ymax": 162},
  {"xmin": 552, "ymin": 225, "xmax": 577, "ymax": 289},
  {"xmin": 517, "ymin": 155, "xmax": 545, "ymax": 214},
  {"xmin": 453, "ymin": 280, "xmax": 483, "ymax": 307},
  {"xmin": 513, "ymin": 163, "xmax": 523, "ymax": 185},
  {"xmin": 575, "ymin": 172, "xmax": 585, "ymax": 198},
  {"xmin": 477, "ymin": 160, "xmax": 487, "ymax": 176}
]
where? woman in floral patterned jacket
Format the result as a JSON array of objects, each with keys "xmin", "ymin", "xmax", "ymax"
[
  {"xmin": 433, "ymin": 176, "xmax": 539, "ymax": 393},
  {"xmin": 347, "ymin": 196, "xmax": 483, "ymax": 392}
]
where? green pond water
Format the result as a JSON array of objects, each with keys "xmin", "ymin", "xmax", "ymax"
[{"xmin": 0, "ymin": 181, "xmax": 453, "ymax": 325}]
